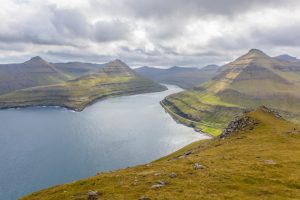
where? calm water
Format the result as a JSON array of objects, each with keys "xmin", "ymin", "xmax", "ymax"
[{"xmin": 0, "ymin": 85, "xmax": 209, "ymax": 200}]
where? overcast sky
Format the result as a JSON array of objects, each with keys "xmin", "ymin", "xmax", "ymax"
[{"xmin": 0, "ymin": 0, "xmax": 300, "ymax": 67}]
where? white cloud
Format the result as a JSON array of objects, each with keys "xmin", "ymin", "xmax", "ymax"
[{"xmin": 0, "ymin": 0, "xmax": 300, "ymax": 66}]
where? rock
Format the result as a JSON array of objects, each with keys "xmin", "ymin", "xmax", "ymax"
[
  {"xmin": 193, "ymin": 163, "xmax": 204, "ymax": 170},
  {"xmin": 87, "ymin": 190, "xmax": 99, "ymax": 200},
  {"xmin": 184, "ymin": 150, "xmax": 192, "ymax": 156},
  {"xmin": 169, "ymin": 172, "xmax": 177, "ymax": 178},
  {"xmin": 260, "ymin": 106, "xmax": 282, "ymax": 118},
  {"xmin": 151, "ymin": 184, "xmax": 164, "ymax": 189},
  {"xmin": 158, "ymin": 180, "xmax": 166, "ymax": 185},
  {"xmin": 220, "ymin": 115, "xmax": 257, "ymax": 138},
  {"xmin": 151, "ymin": 180, "xmax": 166, "ymax": 189},
  {"xmin": 154, "ymin": 172, "xmax": 161, "ymax": 176},
  {"xmin": 264, "ymin": 160, "xmax": 277, "ymax": 165},
  {"xmin": 139, "ymin": 195, "xmax": 150, "ymax": 200}
]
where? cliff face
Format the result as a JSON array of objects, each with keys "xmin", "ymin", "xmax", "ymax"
[{"xmin": 21, "ymin": 107, "xmax": 300, "ymax": 199}]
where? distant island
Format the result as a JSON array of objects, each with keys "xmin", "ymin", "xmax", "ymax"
[{"xmin": 0, "ymin": 57, "xmax": 167, "ymax": 111}]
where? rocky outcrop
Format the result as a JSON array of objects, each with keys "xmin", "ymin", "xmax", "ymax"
[
  {"xmin": 220, "ymin": 106, "xmax": 282, "ymax": 138},
  {"xmin": 220, "ymin": 115, "xmax": 257, "ymax": 138},
  {"xmin": 259, "ymin": 106, "xmax": 282, "ymax": 118}
]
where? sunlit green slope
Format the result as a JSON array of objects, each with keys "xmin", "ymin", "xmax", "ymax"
[{"xmin": 163, "ymin": 49, "xmax": 300, "ymax": 135}]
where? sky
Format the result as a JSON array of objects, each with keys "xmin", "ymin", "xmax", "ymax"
[{"xmin": 0, "ymin": 0, "xmax": 300, "ymax": 67}]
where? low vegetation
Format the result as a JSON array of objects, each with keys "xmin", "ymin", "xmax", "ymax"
[{"xmin": 21, "ymin": 107, "xmax": 300, "ymax": 199}]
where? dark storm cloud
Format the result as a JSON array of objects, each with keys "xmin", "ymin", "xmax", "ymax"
[
  {"xmin": 93, "ymin": 20, "xmax": 131, "ymax": 42},
  {"xmin": 51, "ymin": 8, "xmax": 91, "ymax": 38},
  {"xmin": 253, "ymin": 24, "xmax": 300, "ymax": 47},
  {"xmin": 95, "ymin": 0, "xmax": 295, "ymax": 18},
  {"xmin": 46, "ymin": 50, "xmax": 114, "ymax": 63}
]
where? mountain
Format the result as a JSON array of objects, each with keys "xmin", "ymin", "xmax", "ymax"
[
  {"xmin": 54, "ymin": 62, "xmax": 106, "ymax": 77},
  {"xmin": 21, "ymin": 107, "xmax": 300, "ymax": 199},
  {"xmin": 0, "ymin": 56, "xmax": 70, "ymax": 95},
  {"xmin": 134, "ymin": 65, "xmax": 219, "ymax": 89},
  {"xmin": 274, "ymin": 54, "xmax": 300, "ymax": 62},
  {"xmin": 0, "ymin": 59, "xmax": 167, "ymax": 111},
  {"xmin": 162, "ymin": 49, "xmax": 300, "ymax": 135}
]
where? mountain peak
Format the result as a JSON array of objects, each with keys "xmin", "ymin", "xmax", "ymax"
[
  {"xmin": 247, "ymin": 49, "xmax": 268, "ymax": 56},
  {"xmin": 274, "ymin": 54, "xmax": 299, "ymax": 62},
  {"xmin": 24, "ymin": 56, "xmax": 48, "ymax": 65},
  {"xmin": 230, "ymin": 49, "xmax": 271, "ymax": 65},
  {"xmin": 201, "ymin": 64, "xmax": 219, "ymax": 71},
  {"xmin": 103, "ymin": 59, "xmax": 135, "ymax": 75}
]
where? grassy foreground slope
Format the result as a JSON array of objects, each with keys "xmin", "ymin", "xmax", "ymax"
[
  {"xmin": 22, "ymin": 107, "xmax": 300, "ymax": 200},
  {"xmin": 0, "ymin": 60, "xmax": 166, "ymax": 111},
  {"xmin": 163, "ymin": 49, "xmax": 300, "ymax": 136}
]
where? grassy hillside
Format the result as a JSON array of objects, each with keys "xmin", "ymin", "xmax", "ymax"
[
  {"xmin": 21, "ymin": 107, "xmax": 300, "ymax": 200},
  {"xmin": 163, "ymin": 49, "xmax": 300, "ymax": 136},
  {"xmin": 0, "ymin": 57, "xmax": 70, "ymax": 95},
  {"xmin": 135, "ymin": 65, "xmax": 219, "ymax": 89},
  {"xmin": 0, "ymin": 60, "xmax": 167, "ymax": 111}
]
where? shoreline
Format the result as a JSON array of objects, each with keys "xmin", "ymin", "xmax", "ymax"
[
  {"xmin": 0, "ymin": 86, "xmax": 168, "ymax": 112},
  {"xmin": 160, "ymin": 100, "xmax": 217, "ymax": 137}
]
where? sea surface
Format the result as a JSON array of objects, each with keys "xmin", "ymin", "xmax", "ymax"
[{"xmin": 0, "ymin": 84, "xmax": 209, "ymax": 199}]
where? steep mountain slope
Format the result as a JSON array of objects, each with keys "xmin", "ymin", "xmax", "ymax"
[
  {"xmin": 54, "ymin": 62, "xmax": 106, "ymax": 77},
  {"xmin": 0, "ymin": 57, "xmax": 70, "ymax": 95},
  {"xmin": 21, "ymin": 107, "xmax": 300, "ymax": 200},
  {"xmin": 162, "ymin": 49, "xmax": 300, "ymax": 135},
  {"xmin": 135, "ymin": 65, "xmax": 219, "ymax": 89},
  {"xmin": 0, "ymin": 59, "xmax": 167, "ymax": 111},
  {"xmin": 274, "ymin": 54, "xmax": 300, "ymax": 62}
]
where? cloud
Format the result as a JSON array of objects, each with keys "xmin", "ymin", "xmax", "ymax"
[
  {"xmin": 0, "ymin": 0, "xmax": 300, "ymax": 67},
  {"xmin": 51, "ymin": 7, "xmax": 91, "ymax": 38},
  {"xmin": 93, "ymin": 20, "xmax": 131, "ymax": 42}
]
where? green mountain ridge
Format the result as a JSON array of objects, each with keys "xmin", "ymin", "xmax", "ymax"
[
  {"xmin": 162, "ymin": 49, "xmax": 300, "ymax": 135},
  {"xmin": 0, "ymin": 56, "xmax": 71, "ymax": 95},
  {"xmin": 0, "ymin": 59, "xmax": 166, "ymax": 111}
]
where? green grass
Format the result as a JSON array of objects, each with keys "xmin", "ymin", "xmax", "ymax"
[
  {"xmin": 21, "ymin": 107, "xmax": 300, "ymax": 200},
  {"xmin": 0, "ymin": 73, "xmax": 166, "ymax": 111},
  {"xmin": 162, "ymin": 89, "xmax": 245, "ymax": 136}
]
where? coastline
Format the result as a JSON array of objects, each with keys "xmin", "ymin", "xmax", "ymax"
[
  {"xmin": 160, "ymin": 99, "xmax": 222, "ymax": 136},
  {"xmin": 0, "ymin": 85, "xmax": 167, "ymax": 112}
]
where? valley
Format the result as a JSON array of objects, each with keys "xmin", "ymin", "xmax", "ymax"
[{"xmin": 135, "ymin": 65, "xmax": 219, "ymax": 89}]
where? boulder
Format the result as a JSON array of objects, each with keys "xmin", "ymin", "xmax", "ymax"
[
  {"xmin": 169, "ymin": 172, "xmax": 177, "ymax": 178},
  {"xmin": 87, "ymin": 190, "xmax": 99, "ymax": 200},
  {"xmin": 193, "ymin": 163, "xmax": 204, "ymax": 170}
]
